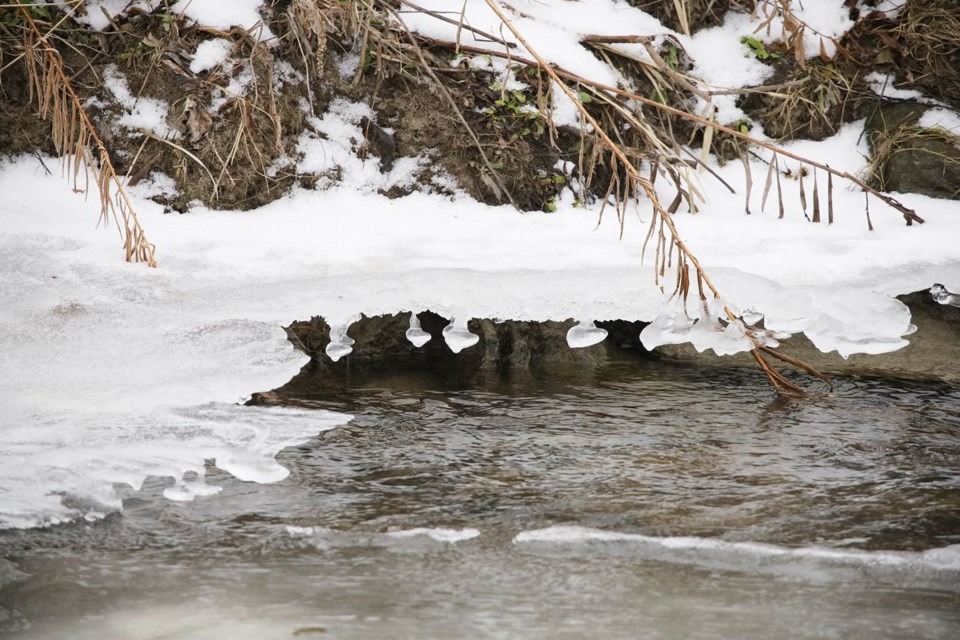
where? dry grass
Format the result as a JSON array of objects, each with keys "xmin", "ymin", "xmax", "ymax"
[
  {"xmin": 892, "ymin": 0, "xmax": 960, "ymax": 108},
  {"xmin": 741, "ymin": 60, "xmax": 871, "ymax": 141},
  {"xmin": 866, "ymin": 125, "xmax": 960, "ymax": 198},
  {"xmin": 16, "ymin": 3, "xmax": 156, "ymax": 266}
]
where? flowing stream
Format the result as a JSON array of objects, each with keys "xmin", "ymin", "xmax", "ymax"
[{"xmin": 1, "ymin": 362, "xmax": 958, "ymax": 639}]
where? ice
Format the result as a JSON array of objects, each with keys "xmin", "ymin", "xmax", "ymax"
[
  {"xmin": 515, "ymin": 526, "xmax": 960, "ymax": 573},
  {"xmin": 325, "ymin": 314, "xmax": 360, "ymax": 362},
  {"xmin": 405, "ymin": 312, "xmax": 432, "ymax": 347},
  {"xmin": 565, "ymin": 320, "xmax": 607, "ymax": 349},
  {"xmin": 741, "ymin": 309, "xmax": 764, "ymax": 326},
  {"xmin": 442, "ymin": 316, "xmax": 479, "ymax": 353},
  {"xmin": 386, "ymin": 528, "xmax": 481, "ymax": 543},
  {"xmin": 163, "ymin": 472, "xmax": 222, "ymax": 502},
  {"xmin": 931, "ymin": 284, "xmax": 960, "ymax": 308},
  {"xmin": 640, "ymin": 299, "xmax": 754, "ymax": 357}
]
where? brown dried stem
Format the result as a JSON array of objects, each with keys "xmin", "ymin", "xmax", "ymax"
[
  {"xmin": 481, "ymin": 0, "xmax": 831, "ymax": 395},
  {"xmin": 19, "ymin": 2, "xmax": 156, "ymax": 266}
]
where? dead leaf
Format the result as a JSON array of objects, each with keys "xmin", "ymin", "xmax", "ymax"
[{"xmin": 180, "ymin": 97, "xmax": 214, "ymax": 143}]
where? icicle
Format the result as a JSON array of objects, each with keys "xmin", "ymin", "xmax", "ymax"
[
  {"xmin": 566, "ymin": 320, "xmax": 607, "ymax": 349},
  {"xmin": 405, "ymin": 312, "xmax": 431, "ymax": 347},
  {"xmin": 442, "ymin": 316, "xmax": 479, "ymax": 353},
  {"xmin": 326, "ymin": 314, "xmax": 360, "ymax": 362}
]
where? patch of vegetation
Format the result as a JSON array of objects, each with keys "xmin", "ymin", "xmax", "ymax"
[
  {"xmin": 739, "ymin": 59, "xmax": 873, "ymax": 141},
  {"xmin": 741, "ymin": 35, "xmax": 779, "ymax": 61}
]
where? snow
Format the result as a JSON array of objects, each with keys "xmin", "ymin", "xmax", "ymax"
[
  {"xmin": 918, "ymin": 108, "xmax": 960, "ymax": 135},
  {"xmin": 77, "ymin": 0, "xmax": 270, "ymax": 38},
  {"xmin": 77, "ymin": 0, "xmax": 160, "ymax": 30},
  {"xmin": 297, "ymin": 98, "xmax": 449, "ymax": 194},
  {"xmin": 3, "ymin": 0, "xmax": 960, "ymax": 530},
  {"xmin": 683, "ymin": 11, "xmax": 774, "ymax": 91},
  {"xmin": 190, "ymin": 38, "xmax": 233, "ymax": 74},
  {"xmin": 403, "ymin": 0, "xmax": 666, "ymax": 89},
  {"xmin": 102, "ymin": 65, "xmax": 174, "ymax": 138},
  {"xmin": 171, "ymin": 0, "xmax": 273, "ymax": 40}
]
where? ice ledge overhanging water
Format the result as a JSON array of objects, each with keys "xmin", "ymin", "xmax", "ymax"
[{"xmin": 2, "ymin": 154, "xmax": 959, "ymax": 529}]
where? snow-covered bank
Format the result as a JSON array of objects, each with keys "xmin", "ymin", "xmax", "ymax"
[
  {"xmin": 3, "ymin": 0, "xmax": 960, "ymax": 529},
  {"xmin": 0, "ymin": 140, "xmax": 957, "ymax": 528}
]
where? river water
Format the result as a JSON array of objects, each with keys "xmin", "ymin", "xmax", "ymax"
[{"xmin": 1, "ymin": 362, "xmax": 958, "ymax": 639}]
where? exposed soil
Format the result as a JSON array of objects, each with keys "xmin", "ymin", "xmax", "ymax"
[{"xmin": 0, "ymin": 1, "xmax": 958, "ymax": 212}]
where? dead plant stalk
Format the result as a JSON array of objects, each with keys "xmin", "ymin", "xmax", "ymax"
[
  {"xmin": 18, "ymin": 2, "xmax": 156, "ymax": 266},
  {"xmin": 481, "ymin": 0, "xmax": 831, "ymax": 395}
]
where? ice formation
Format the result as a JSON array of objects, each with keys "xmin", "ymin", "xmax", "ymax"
[
  {"xmin": 325, "ymin": 314, "xmax": 360, "ymax": 362},
  {"xmin": 514, "ymin": 526, "xmax": 960, "ymax": 571},
  {"xmin": 386, "ymin": 528, "xmax": 481, "ymax": 543},
  {"xmin": 405, "ymin": 312, "xmax": 432, "ymax": 347},
  {"xmin": 565, "ymin": 320, "xmax": 608, "ymax": 349},
  {"xmin": 442, "ymin": 316, "xmax": 480, "ymax": 353}
]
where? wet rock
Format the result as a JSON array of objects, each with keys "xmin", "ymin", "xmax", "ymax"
[{"xmin": 284, "ymin": 313, "xmax": 652, "ymax": 377}]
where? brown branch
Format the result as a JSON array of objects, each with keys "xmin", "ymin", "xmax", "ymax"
[{"xmin": 580, "ymin": 34, "xmax": 653, "ymax": 44}]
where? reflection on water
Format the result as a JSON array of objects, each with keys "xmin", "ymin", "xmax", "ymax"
[{"xmin": 2, "ymin": 362, "xmax": 959, "ymax": 639}]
